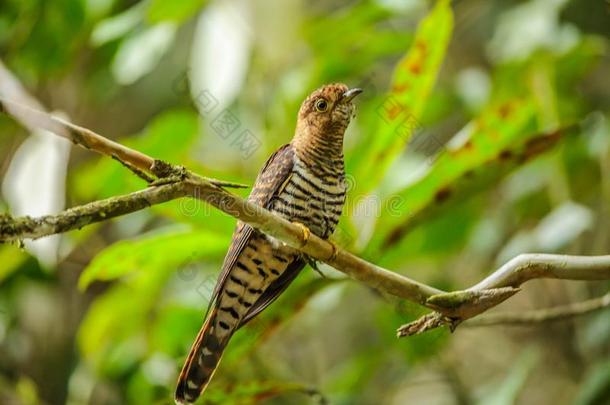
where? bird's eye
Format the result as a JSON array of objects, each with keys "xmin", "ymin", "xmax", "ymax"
[{"xmin": 314, "ymin": 99, "xmax": 328, "ymax": 112}]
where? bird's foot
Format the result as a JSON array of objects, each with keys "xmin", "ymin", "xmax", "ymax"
[
  {"xmin": 304, "ymin": 255, "xmax": 326, "ymax": 278},
  {"xmin": 292, "ymin": 222, "xmax": 311, "ymax": 246}
]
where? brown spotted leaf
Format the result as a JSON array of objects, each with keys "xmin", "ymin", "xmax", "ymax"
[
  {"xmin": 368, "ymin": 98, "xmax": 552, "ymax": 257},
  {"xmin": 348, "ymin": 0, "xmax": 453, "ymax": 192}
]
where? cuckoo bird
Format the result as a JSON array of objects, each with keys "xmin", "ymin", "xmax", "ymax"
[{"xmin": 175, "ymin": 83, "xmax": 362, "ymax": 404}]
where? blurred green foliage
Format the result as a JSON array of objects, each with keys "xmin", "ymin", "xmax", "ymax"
[{"xmin": 1, "ymin": 0, "xmax": 610, "ymax": 404}]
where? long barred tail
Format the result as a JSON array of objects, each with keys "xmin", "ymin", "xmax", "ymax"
[{"xmin": 175, "ymin": 309, "xmax": 228, "ymax": 404}]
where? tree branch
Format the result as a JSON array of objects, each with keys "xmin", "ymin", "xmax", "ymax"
[
  {"xmin": 1, "ymin": 83, "xmax": 608, "ymax": 338},
  {"xmin": 397, "ymin": 254, "xmax": 610, "ymax": 336},
  {"xmin": 0, "ymin": 90, "xmax": 445, "ymax": 305},
  {"xmin": 0, "ymin": 182, "xmax": 189, "ymax": 241}
]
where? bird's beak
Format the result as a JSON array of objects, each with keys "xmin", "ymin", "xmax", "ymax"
[{"xmin": 341, "ymin": 88, "xmax": 363, "ymax": 103}]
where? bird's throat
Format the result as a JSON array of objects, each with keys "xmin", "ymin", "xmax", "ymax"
[{"xmin": 292, "ymin": 124, "xmax": 345, "ymax": 168}]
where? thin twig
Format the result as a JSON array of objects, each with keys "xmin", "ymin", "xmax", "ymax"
[
  {"xmin": 112, "ymin": 155, "xmax": 155, "ymax": 183},
  {"xmin": 0, "ymin": 97, "xmax": 248, "ymax": 190},
  {"xmin": 0, "ymin": 98, "xmax": 156, "ymax": 175},
  {"xmin": 465, "ymin": 291, "xmax": 610, "ymax": 327},
  {"xmin": 1, "ymin": 59, "xmax": 154, "ymax": 182},
  {"xmin": 471, "ymin": 253, "xmax": 610, "ymax": 289},
  {"xmin": 0, "ymin": 60, "xmax": 45, "ymax": 113}
]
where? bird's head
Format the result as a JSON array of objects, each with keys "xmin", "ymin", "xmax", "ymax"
[{"xmin": 295, "ymin": 83, "xmax": 362, "ymax": 145}]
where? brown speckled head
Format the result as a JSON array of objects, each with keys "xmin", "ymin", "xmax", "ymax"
[{"xmin": 293, "ymin": 83, "xmax": 361, "ymax": 158}]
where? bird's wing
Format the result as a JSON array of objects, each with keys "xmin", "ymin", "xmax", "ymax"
[
  {"xmin": 209, "ymin": 143, "xmax": 295, "ymax": 306},
  {"xmin": 240, "ymin": 257, "xmax": 305, "ymax": 326}
]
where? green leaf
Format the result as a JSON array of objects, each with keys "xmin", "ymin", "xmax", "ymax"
[
  {"xmin": 0, "ymin": 245, "xmax": 29, "ymax": 282},
  {"xmin": 304, "ymin": 2, "xmax": 409, "ymax": 80},
  {"xmin": 148, "ymin": 304, "xmax": 203, "ymax": 356},
  {"xmin": 381, "ymin": 197, "xmax": 482, "ymax": 266},
  {"xmin": 476, "ymin": 348, "xmax": 539, "ymax": 405},
  {"xmin": 347, "ymin": 0, "xmax": 453, "ymax": 192},
  {"xmin": 323, "ymin": 350, "xmax": 385, "ymax": 402},
  {"xmin": 147, "ymin": 0, "xmax": 207, "ymax": 24},
  {"xmin": 369, "ymin": 98, "xmax": 539, "ymax": 257},
  {"xmin": 376, "ymin": 123, "xmax": 579, "ymax": 262},
  {"xmin": 90, "ymin": 2, "xmax": 145, "ymax": 46},
  {"xmin": 111, "ymin": 23, "xmax": 177, "ymax": 85},
  {"xmin": 78, "ymin": 228, "xmax": 225, "ymax": 289},
  {"xmin": 574, "ymin": 360, "xmax": 610, "ymax": 405},
  {"xmin": 78, "ymin": 228, "xmax": 226, "ymax": 372},
  {"xmin": 78, "ymin": 286, "xmax": 149, "ymax": 375}
]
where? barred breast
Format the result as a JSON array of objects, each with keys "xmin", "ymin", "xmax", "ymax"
[{"xmin": 270, "ymin": 154, "xmax": 346, "ymax": 239}]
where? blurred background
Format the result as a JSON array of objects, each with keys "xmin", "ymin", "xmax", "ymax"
[{"xmin": 0, "ymin": 0, "xmax": 609, "ymax": 404}]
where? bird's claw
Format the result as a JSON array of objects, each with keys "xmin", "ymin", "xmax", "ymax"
[
  {"xmin": 292, "ymin": 222, "xmax": 310, "ymax": 246},
  {"xmin": 304, "ymin": 255, "xmax": 326, "ymax": 278}
]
